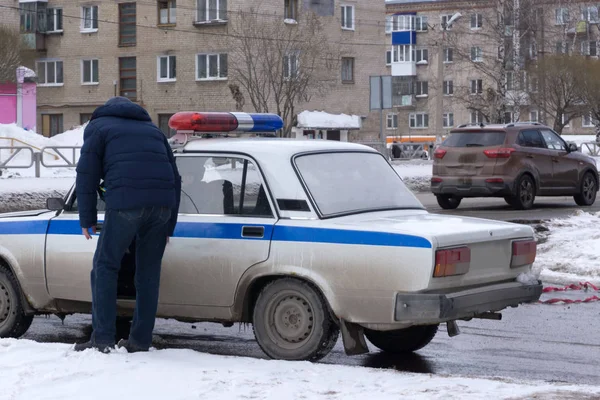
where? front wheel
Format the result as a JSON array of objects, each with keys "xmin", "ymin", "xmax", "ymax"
[
  {"xmin": 252, "ymin": 278, "xmax": 339, "ymax": 361},
  {"xmin": 364, "ymin": 324, "xmax": 439, "ymax": 354},
  {"xmin": 436, "ymin": 195, "xmax": 461, "ymax": 210},
  {"xmin": 0, "ymin": 265, "xmax": 34, "ymax": 338},
  {"xmin": 574, "ymin": 172, "xmax": 597, "ymax": 206}
]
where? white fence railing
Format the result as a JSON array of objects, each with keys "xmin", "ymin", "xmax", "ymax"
[{"xmin": 0, "ymin": 146, "xmax": 82, "ymax": 177}]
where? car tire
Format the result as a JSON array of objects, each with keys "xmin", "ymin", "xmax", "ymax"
[
  {"xmin": 252, "ymin": 278, "xmax": 339, "ymax": 361},
  {"xmin": 574, "ymin": 172, "xmax": 597, "ymax": 206},
  {"xmin": 507, "ymin": 175, "xmax": 536, "ymax": 210},
  {"xmin": 0, "ymin": 264, "xmax": 34, "ymax": 338},
  {"xmin": 436, "ymin": 195, "xmax": 462, "ymax": 210},
  {"xmin": 364, "ymin": 324, "xmax": 438, "ymax": 354}
]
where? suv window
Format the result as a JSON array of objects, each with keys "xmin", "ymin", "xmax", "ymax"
[
  {"xmin": 442, "ymin": 131, "xmax": 506, "ymax": 147},
  {"xmin": 177, "ymin": 155, "xmax": 273, "ymax": 217},
  {"xmin": 517, "ymin": 130, "xmax": 544, "ymax": 148},
  {"xmin": 540, "ymin": 129, "xmax": 567, "ymax": 151}
]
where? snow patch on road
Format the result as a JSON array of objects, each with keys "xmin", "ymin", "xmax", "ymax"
[{"xmin": 0, "ymin": 338, "xmax": 598, "ymax": 400}]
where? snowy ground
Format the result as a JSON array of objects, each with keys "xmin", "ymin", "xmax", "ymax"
[{"xmin": 1, "ymin": 336, "xmax": 599, "ymax": 400}]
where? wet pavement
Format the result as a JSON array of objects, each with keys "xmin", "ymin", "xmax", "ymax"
[{"xmin": 23, "ymin": 290, "xmax": 600, "ymax": 386}]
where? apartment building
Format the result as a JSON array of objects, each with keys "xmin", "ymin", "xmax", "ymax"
[
  {"xmin": 385, "ymin": 0, "xmax": 600, "ymax": 137},
  {"xmin": 13, "ymin": 0, "xmax": 387, "ymax": 139}
]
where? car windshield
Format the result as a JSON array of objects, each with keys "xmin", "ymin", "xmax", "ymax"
[
  {"xmin": 443, "ymin": 131, "xmax": 506, "ymax": 147},
  {"xmin": 294, "ymin": 151, "xmax": 424, "ymax": 217}
]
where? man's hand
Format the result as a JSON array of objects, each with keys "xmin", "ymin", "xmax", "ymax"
[{"xmin": 82, "ymin": 226, "xmax": 96, "ymax": 240}]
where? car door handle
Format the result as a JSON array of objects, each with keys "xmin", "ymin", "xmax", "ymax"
[{"xmin": 242, "ymin": 226, "xmax": 264, "ymax": 238}]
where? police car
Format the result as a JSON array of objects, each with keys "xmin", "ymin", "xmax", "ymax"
[{"xmin": 0, "ymin": 112, "xmax": 542, "ymax": 361}]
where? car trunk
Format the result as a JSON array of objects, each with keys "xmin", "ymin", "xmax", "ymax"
[
  {"xmin": 434, "ymin": 130, "xmax": 507, "ymax": 177},
  {"xmin": 331, "ymin": 211, "xmax": 535, "ymax": 290}
]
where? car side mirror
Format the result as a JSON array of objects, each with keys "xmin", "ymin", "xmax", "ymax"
[
  {"xmin": 46, "ymin": 197, "xmax": 65, "ymax": 211},
  {"xmin": 567, "ymin": 142, "xmax": 578, "ymax": 153}
]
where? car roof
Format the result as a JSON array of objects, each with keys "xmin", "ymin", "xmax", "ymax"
[{"xmin": 451, "ymin": 122, "xmax": 548, "ymax": 132}]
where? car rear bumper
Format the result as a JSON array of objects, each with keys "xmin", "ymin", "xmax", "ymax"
[
  {"xmin": 431, "ymin": 176, "xmax": 514, "ymax": 196},
  {"xmin": 394, "ymin": 280, "xmax": 543, "ymax": 323}
]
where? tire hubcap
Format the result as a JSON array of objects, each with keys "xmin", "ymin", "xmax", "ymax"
[
  {"xmin": 269, "ymin": 295, "xmax": 314, "ymax": 346},
  {"xmin": 520, "ymin": 180, "xmax": 533, "ymax": 204},
  {"xmin": 583, "ymin": 177, "xmax": 595, "ymax": 202},
  {"xmin": 0, "ymin": 282, "xmax": 11, "ymax": 326}
]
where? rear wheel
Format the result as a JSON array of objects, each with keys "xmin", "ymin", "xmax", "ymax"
[
  {"xmin": 507, "ymin": 175, "xmax": 536, "ymax": 210},
  {"xmin": 574, "ymin": 172, "xmax": 597, "ymax": 206},
  {"xmin": 364, "ymin": 325, "xmax": 439, "ymax": 354},
  {"xmin": 436, "ymin": 195, "xmax": 461, "ymax": 210},
  {"xmin": 0, "ymin": 264, "xmax": 34, "ymax": 338}
]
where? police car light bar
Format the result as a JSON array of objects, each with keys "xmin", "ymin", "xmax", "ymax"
[{"xmin": 168, "ymin": 112, "xmax": 284, "ymax": 133}]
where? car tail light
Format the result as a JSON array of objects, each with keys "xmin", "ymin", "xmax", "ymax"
[
  {"xmin": 484, "ymin": 148, "xmax": 516, "ymax": 158},
  {"xmin": 511, "ymin": 239, "xmax": 536, "ymax": 268},
  {"xmin": 434, "ymin": 246, "xmax": 471, "ymax": 277},
  {"xmin": 431, "ymin": 177, "xmax": 443, "ymax": 183},
  {"xmin": 434, "ymin": 148, "xmax": 447, "ymax": 159},
  {"xmin": 485, "ymin": 178, "xmax": 504, "ymax": 183}
]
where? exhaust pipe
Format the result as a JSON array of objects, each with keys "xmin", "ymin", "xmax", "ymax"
[
  {"xmin": 446, "ymin": 320, "xmax": 461, "ymax": 337},
  {"xmin": 474, "ymin": 312, "xmax": 502, "ymax": 320}
]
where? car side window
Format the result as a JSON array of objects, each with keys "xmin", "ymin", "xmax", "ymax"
[
  {"xmin": 517, "ymin": 130, "xmax": 544, "ymax": 148},
  {"xmin": 540, "ymin": 129, "xmax": 567, "ymax": 151},
  {"xmin": 176, "ymin": 155, "xmax": 273, "ymax": 217},
  {"xmin": 67, "ymin": 191, "xmax": 106, "ymax": 213}
]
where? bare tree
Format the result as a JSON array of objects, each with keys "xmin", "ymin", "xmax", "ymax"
[
  {"xmin": 576, "ymin": 58, "xmax": 600, "ymax": 140},
  {"xmin": 0, "ymin": 24, "xmax": 35, "ymax": 83},
  {"xmin": 527, "ymin": 54, "xmax": 585, "ymax": 134},
  {"xmin": 228, "ymin": 8, "xmax": 339, "ymax": 137}
]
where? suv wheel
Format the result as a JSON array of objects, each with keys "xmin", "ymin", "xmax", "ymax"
[
  {"xmin": 574, "ymin": 172, "xmax": 597, "ymax": 206},
  {"xmin": 436, "ymin": 195, "xmax": 461, "ymax": 210},
  {"xmin": 508, "ymin": 175, "xmax": 536, "ymax": 210}
]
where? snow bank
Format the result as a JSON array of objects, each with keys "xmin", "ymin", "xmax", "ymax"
[
  {"xmin": 297, "ymin": 111, "xmax": 361, "ymax": 129},
  {"xmin": 393, "ymin": 161, "xmax": 432, "ymax": 192},
  {"xmin": 0, "ymin": 339, "xmax": 598, "ymax": 400},
  {"xmin": 534, "ymin": 211, "xmax": 600, "ymax": 285}
]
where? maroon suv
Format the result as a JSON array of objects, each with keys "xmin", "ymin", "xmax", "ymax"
[{"xmin": 431, "ymin": 122, "xmax": 599, "ymax": 210}]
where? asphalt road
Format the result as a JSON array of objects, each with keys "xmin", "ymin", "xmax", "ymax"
[
  {"xmin": 416, "ymin": 193, "xmax": 600, "ymax": 221},
  {"xmin": 23, "ymin": 290, "xmax": 600, "ymax": 386}
]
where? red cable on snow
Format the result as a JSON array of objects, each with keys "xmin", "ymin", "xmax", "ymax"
[{"xmin": 539, "ymin": 282, "xmax": 600, "ymax": 305}]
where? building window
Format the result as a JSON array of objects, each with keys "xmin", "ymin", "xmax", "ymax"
[
  {"xmin": 583, "ymin": 113, "xmax": 596, "ymax": 127},
  {"xmin": 196, "ymin": 53, "xmax": 227, "ymax": 80},
  {"xmin": 561, "ymin": 113, "xmax": 571, "ymax": 127},
  {"xmin": 341, "ymin": 5, "xmax": 354, "ymax": 30},
  {"xmin": 556, "ymin": 41, "xmax": 569, "ymax": 54},
  {"xmin": 158, "ymin": 0, "xmax": 176, "ymax": 25},
  {"xmin": 386, "ymin": 50, "xmax": 392, "ymax": 65},
  {"xmin": 529, "ymin": 110, "xmax": 538, "ymax": 122},
  {"xmin": 385, "ymin": 15, "xmax": 392, "ymax": 34},
  {"xmin": 529, "ymin": 76, "xmax": 539, "ymax": 92},
  {"xmin": 506, "ymin": 71, "xmax": 514, "ymax": 90},
  {"xmin": 470, "ymin": 46, "xmax": 483, "ymax": 62},
  {"xmin": 119, "ymin": 3, "xmax": 136, "ymax": 46},
  {"xmin": 470, "ymin": 79, "xmax": 483, "ymax": 94},
  {"xmin": 158, "ymin": 114, "xmax": 177, "ymax": 137},
  {"xmin": 555, "ymin": 8, "xmax": 569, "ymax": 24},
  {"xmin": 470, "ymin": 110, "xmax": 484, "ymax": 124},
  {"xmin": 284, "ymin": 0, "xmax": 298, "ymax": 21},
  {"xmin": 441, "ymin": 14, "xmax": 454, "ymax": 29},
  {"xmin": 20, "ymin": 3, "xmax": 36, "ymax": 33},
  {"xmin": 197, "ymin": 0, "xmax": 227, "ymax": 22},
  {"xmin": 443, "ymin": 80, "xmax": 453, "ymax": 95},
  {"xmin": 582, "ymin": 6, "xmax": 599, "ymax": 23},
  {"xmin": 390, "ymin": 15, "xmax": 415, "ymax": 31},
  {"xmin": 283, "ymin": 51, "xmax": 299, "ymax": 79},
  {"xmin": 47, "ymin": 8, "xmax": 63, "ymax": 32},
  {"xmin": 416, "ymin": 81, "xmax": 428, "ymax": 96},
  {"xmin": 470, "ymin": 13, "xmax": 482, "ymax": 29},
  {"xmin": 80, "ymin": 113, "xmax": 93, "ymax": 125},
  {"xmin": 37, "ymin": 60, "xmax": 63, "ymax": 86},
  {"xmin": 582, "ymin": 41, "xmax": 598, "ymax": 56},
  {"xmin": 81, "ymin": 5, "xmax": 98, "ymax": 32},
  {"xmin": 415, "ymin": 15, "xmax": 428, "ymax": 31},
  {"xmin": 529, "ymin": 40, "xmax": 537, "ymax": 58},
  {"xmin": 414, "ymin": 48, "xmax": 428, "ymax": 63},
  {"xmin": 119, "ymin": 57, "xmax": 137, "ymax": 100},
  {"xmin": 341, "ymin": 57, "xmax": 354, "ymax": 83},
  {"xmin": 81, "ymin": 59, "xmax": 99, "ymax": 85},
  {"xmin": 503, "ymin": 112, "xmax": 514, "ymax": 123},
  {"xmin": 443, "ymin": 112, "xmax": 454, "ymax": 128},
  {"xmin": 392, "ymin": 45, "xmax": 413, "ymax": 62},
  {"xmin": 444, "ymin": 47, "xmax": 453, "ymax": 62},
  {"xmin": 409, "ymin": 112, "xmax": 429, "ymax": 128},
  {"xmin": 41, "ymin": 114, "xmax": 63, "ymax": 137},
  {"xmin": 386, "ymin": 113, "xmax": 398, "ymax": 129},
  {"xmin": 158, "ymin": 55, "xmax": 176, "ymax": 82}
]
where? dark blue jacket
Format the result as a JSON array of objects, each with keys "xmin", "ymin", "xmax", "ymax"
[{"xmin": 76, "ymin": 97, "xmax": 181, "ymax": 236}]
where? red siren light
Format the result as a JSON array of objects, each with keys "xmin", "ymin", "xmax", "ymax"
[{"xmin": 168, "ymin": 112, "xmax": 239, "ymax": 132}]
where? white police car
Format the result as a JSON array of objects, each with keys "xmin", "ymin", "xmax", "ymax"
[{"xmin": 0, "ymin": 112, "xmax": 542, "ymax": 361}]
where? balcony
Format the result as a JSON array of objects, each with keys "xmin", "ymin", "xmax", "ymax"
[{"xmin": 19, "ymin": 0, "xmax": 48, "ymax": 51}]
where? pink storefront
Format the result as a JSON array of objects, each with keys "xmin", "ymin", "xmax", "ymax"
[{"xmin": 0, "ymin": 68, "xmax": 37, "ymax": 131}]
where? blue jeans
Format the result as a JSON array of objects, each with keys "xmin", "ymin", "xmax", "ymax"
[{"xmin": 90, "ymin": 206, "xmax": 171, "ymax": 348}]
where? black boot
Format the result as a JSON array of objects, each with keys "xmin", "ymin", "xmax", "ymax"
[
  {"xmin": 117, "ymin": 339, "xmax": 149, "ymax": 353},
  {"xmin": 74, "ymin": 340, "xmax": 113, "ymax": 353}
]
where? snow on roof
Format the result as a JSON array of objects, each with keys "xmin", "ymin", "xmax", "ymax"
[{"xmin": 297, "ymin": 110, "xmax": 362, "ymax": 130}]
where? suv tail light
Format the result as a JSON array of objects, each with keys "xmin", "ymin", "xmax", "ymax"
[
  {"xmin": 511, "ymin": 239, "xmax": 536, "ymax": 268},
  {"xmin": 434, "ymin": 148, "xmax": 447, "ymax": 159},
  {"xmin": 434, "ymin": 246, "xmax": 471, "ymax": 277},
  {"xmin": 484, "ymin": 148, "xmax": 516, "ymax": 158}
]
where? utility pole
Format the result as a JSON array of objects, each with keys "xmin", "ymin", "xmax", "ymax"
[{"xmin": 436, "ymin": 22, "xmax": 446, "ymax": 145}]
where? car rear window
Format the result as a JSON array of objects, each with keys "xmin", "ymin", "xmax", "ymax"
[{"xmin": 442, "ymin": 131, "xmax": 506, "ymax": 147}]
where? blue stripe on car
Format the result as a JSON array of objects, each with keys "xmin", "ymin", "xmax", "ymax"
[{"xmin": 1, "ymin": 219, "xmax": 431, "ymax": 249}]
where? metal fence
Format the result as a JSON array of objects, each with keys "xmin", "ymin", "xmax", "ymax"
[{"xmin": 0, "ymin": 146, "xmax": 81, "ymax": 177}]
